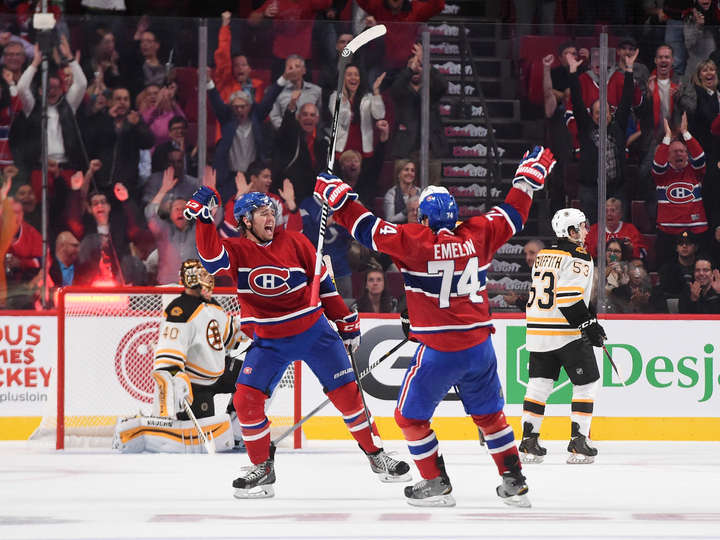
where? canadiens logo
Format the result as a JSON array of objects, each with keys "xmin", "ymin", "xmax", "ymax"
[
  {"xmin": 243, "ymin": 366, "xmax": 253, "ymax": 375},
  {"xmin": 206, "ymin": 319, "xmax": 223, "ymax": 351},
  {"xmin": 666, "ymin": 182, "xmax": 695, "ymax": 204},
  {"xmin": 247, "ymin": 266, "xmax": 292, "ymax": 297}
]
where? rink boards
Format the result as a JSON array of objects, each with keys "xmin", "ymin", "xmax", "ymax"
[{"xmin": 0, "ymin": 313, "xmax": 718, "ymax": 441}]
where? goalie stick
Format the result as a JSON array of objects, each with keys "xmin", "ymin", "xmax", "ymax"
[
  {"xmin": 309, "ymin": 24, "xmax": 387, "ymax": 306},
  {"xmin": 183, "ymin": 398, "xmax": 216, "ymax": 454},
  {"xmin": 272, "ymin": 337, "xmax": 410, "ymax": 446}
]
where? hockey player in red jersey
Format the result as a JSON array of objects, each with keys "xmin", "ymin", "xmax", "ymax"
[
  {"xmin": 315, "ymin": 145, "xmax": 557, "ymax": 508},
  {"xmin": 185, "ymin": 188, "xmax": 411, "ymax": 499}
]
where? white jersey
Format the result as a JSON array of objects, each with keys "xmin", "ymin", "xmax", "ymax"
[
  {"xmin": 525, "ymin": 239, "xmax": 594, "ymax": 352},
  {"xmin": 153, "ymin": 293, "xmax": 245, "ymax": 386}
]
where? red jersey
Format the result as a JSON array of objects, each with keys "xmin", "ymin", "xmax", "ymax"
[
  {"xmin": 586, "ymin": 221, "xmax": 646, "ymax": 259},
  {"xmin": 332, "ymin": 186, "xmax": 531, "ymax": 351},
  {"xmin": 652, "ymin": 135, "xmax": 708, "ymax": 234},
  {"xmin": 195, "ymin": 223, "xmax": 350, "ymax": 339}
]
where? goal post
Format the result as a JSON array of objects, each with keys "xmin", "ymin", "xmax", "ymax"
[{"xmin": 43, "ymin": 286, "xmax": 303, "ymax": 450}]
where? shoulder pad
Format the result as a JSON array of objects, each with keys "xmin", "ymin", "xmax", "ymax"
[{"xmin": 165, "ymin": 294, "xmax": 204, "ymax": 323}]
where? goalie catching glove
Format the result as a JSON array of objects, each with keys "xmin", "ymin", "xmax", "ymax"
[
  {"xmin": 579, "ymin": 318, "xmax": 607, "ymax": 348},
  {"xmin": 184, "ymin": 186, "xmax": 220, "ymax": 224},
  {"xmin": 512, "ymin": 146, "xmax": 556, "ymax": 191},
  {"xmin": 336, "ymin": 311, "xmax": 361, "ymax": 353},
  {"xmin": 314, "ymin": 172, "xmax": 357, "ymax": 211}
]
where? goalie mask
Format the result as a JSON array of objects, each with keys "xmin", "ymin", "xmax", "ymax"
[
  {"xmin": 180, "ymin": 259, "xmax": 214, "ymax": 294},
  {"xmin": 551, "ymin": 208, "xmax": 587, "ymax": 239}
]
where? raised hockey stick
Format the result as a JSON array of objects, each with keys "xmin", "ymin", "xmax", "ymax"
[
  {"xmin": 183, "ymin": 398, "xmax": 216, "ymax": 454},
  {"xmin": 308, "ymin": 24, "xmax": 387, "ymax": 306},
  {"xmin": 602, "ymin": 344, "xmax": 626, "ymax": 387},
  {"xmin": 272, "ymin": 337, "xmax": 409, "ymax": 446}
]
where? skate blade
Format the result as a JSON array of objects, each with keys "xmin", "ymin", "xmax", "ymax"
[
  {"xmin": 377, "ymin": 471, "xmax": 413, "ymax": 483},
  {"xmin": 519, "ymin": 452, "xmax": 544, "ymax": 464},
  {"xmin": 406, "ymin": 494, "xmax": 456, "ymax": 507},
  {"xmin": 233, "ymin": 485, "xmax": 275, "ymax": 499},
  {"xmin": 567, "ymin": 453, "xmax": 595, "ymax": 464},
  {"xmin": 501, "ymin": 493, "xmax": 531, "ymax": 508}
]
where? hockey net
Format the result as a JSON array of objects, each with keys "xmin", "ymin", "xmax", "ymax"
[{"xmin": 32, "ymin": 286, "xmax": 302, "ymax": 450}]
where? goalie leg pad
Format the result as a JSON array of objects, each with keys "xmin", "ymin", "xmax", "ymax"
[
  {"xmin": 472, "ymin": 411, "xmax": 521, "ymax": 475},
  {"xmin": 327, "ymin": 381, "xmax": 381, "ymax": 454},
  {"xmin": 395, "ymin": 409, "xmax": 441, "ymax": 480},
  {"xmin": 152, "ymin": 370, "xmax": 177, "ymax": 418},
  {"xmin": 113, "ymin": 414, "xmax": 234, "ymax": 453},
  {"xmin": 234, "ymin": 384, "xmax": 272, "ymax": 464}
]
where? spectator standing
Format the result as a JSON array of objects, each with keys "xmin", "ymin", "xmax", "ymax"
[
  {"xmin": 1, "ymin": 41, "xmax": 26, "ymax": 85},
  {"xmin": 328, "ymin": 67, "xmax": 386, "ymax": 159},
  {"xmin": 683, "ymin": 1, "xmax": 717, "ymax": 82},
  {"xmin": 122, "ymin": 20, "xmax": 166, "ymax": 97},
  {"xmin": 678, "ymin": 255, "xmax": 720, "ymax": 312},
  {"xmin": 383, "ymin": 159, "xmax": 418, "ymax": 223},
  {"xmin": 83, "ymin": 87, "xmax": 155, "ymax": 202},
  {"xmin": 151, "ymin": 115, "xmax": 197, "ymax": 175},
  {"xmin": 82, "ymin": 28, "xmax": 122, "ymax": 91},
  {"xmin": 336, "ymin": 118, "xmax": 390, "ymax": 206},
  {"xmin": 663, "ymin": 0, "xmax": 692, "ymax": 76},
  {"xmin": 208, "ymin": 71, "xmax": 283, "ymax": 203},
  {"xmin": 585, "ymin": 198, "xmax": 647, "ymax": 261},
  {"xmin": 142, "ymin": 150, "xmax": 199, "ymax": 206},
  {"xmin": 273, "ymin": 100, "xmax": 328, "ymax": 204},
  {"xmin": 268, "ymin": 55, "xmax": 322, "ymax": 130},
  {"xmin": 12, "ymin": 181, "xmax": 40, "ymax": 231},
  {"xmin": 567, "ymin": 50, "xmax": 636, "ymax": 223},
  {"xmin": 652, "ymin": 113, "xmax": 708, "ymax": 266},
  {"xmin": 390, "ymin": 44, "xmax": 449, "ymax": 162},
  {"xmin": 214, "ymin": 11, "xmax": 265, "ymax": 104},
  {"xmin": 140, "ymin": 81, "xmax": 186, "ymax": 149},
  {"xmin": 655, "ymin": 230, "xmax": 698, "ymax": 309}
]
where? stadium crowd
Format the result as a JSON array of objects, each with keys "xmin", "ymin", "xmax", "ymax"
[{"xmin": 0, "ymin": 0, "xmax": 718, "ymax": 315}]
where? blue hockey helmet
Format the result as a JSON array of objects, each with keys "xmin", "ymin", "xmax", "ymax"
[
  {"xmin": 418, "ymin": 186, "xmax": 458, "ymax": 231},
  {"xmin": 233, "ymin": 192, "xmax": 274, "ymax": 228}
]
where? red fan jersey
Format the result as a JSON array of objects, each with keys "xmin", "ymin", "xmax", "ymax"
[
  {"xmin": 195, "ymin": 223, "xmax": 350, "ymax": 339},
  {"xmin": 332, "ymin": 187, "xmax": 531, "ymax": 351},
  {"xmin": 652, "ymin": 135, "xmax": 708, "ymax": 234}
]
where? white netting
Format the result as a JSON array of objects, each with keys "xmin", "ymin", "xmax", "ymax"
[{"xmin": 33, "ymin": 288, "xmax": 300, "ymax": 449}]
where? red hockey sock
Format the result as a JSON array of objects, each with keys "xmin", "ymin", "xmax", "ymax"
[
  {"xmin": 234, "ymin": 384, "xmax": 271, "ymax": 464},
  {"xmin": 395, "ymin": 409, "xmax": 441, "ymax": 479},
  {"xmin": 472, "ymin": 411, "xmax": 520, "ymax": 475},
  {"xmin": 327, "ymin": 382, "xmax": 381, "ymax": 454}
]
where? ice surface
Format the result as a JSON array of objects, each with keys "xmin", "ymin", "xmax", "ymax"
[{"xmin": 1, "ymin": 440, "xmax": 719, "ymax": 540}]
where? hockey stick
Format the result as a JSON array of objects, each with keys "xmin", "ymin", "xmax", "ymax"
[
  {"xmin": 272, "ymin": 338, "xmax": 409, "ymax": 446},
  {"xmin": 183, "ymin": 398, "xmax": 216, "ymax": 454},
  {"xmin": 602, "ymin": 344, "xmax": 626, "ymax": 387},
  {"xmin": 308, "ymin": 24, "xmax": 387, "ymax": 306}
]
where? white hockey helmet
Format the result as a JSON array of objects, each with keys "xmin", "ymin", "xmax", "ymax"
[{"xmin": 551, "ymin": 208, "xmax": 587, "ymax": 238}]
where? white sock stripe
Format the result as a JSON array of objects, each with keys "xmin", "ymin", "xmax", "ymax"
[
  {"xmin": 348, "ymin": 420, "xmax": 370, "ymax": 432},
  {"xmin": 411, "ymin": 443, "xmax": 439, "ymax": 461},
  {"xmin": 407, "ymin": 432, "xmax": 437, "ymax": 447},
  {"xmin": 488, "ymin": 440, "xmax": 516, "ymax": 454},
  {"xmin": 485, "ymin": 426, "xmax": 513, "ymax": 441},
  {"xmin": 241, "ymin": 426, "xmax": 271, "ymax": 441}
]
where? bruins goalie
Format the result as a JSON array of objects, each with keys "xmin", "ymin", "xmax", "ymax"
[{"xmin": 113, "ymin": 259, "xmax": 249, "ymax": 453}]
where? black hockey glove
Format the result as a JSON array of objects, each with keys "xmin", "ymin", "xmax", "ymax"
[
  {"xmin": 579, "ymin": 318, "xmax": 607, "ymax": 348},
  {"xmin": 400, "ymin": 309, "xmax": 418, "ymax": 342}
]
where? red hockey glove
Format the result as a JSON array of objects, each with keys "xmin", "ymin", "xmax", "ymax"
[
  {"xmin": 512, "ymin": 146, "xmax": 556, "ymax": 191},
  {"xmin": 336, "ymin": 311, "xmax": 361, "ymax": 353},
  {"xmin": 184, "ymin": 186, "xmax": 220, "ymax": 224},
  {"xmin": 314, "ymin": 172, "xmax": 357, "ymax": 211}
]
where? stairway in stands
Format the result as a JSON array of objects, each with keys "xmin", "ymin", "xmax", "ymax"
[{"xmin": 428, "ymin": 1, "xmax": 546, "ymax": 311}]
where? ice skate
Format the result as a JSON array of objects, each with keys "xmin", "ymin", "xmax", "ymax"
[
  {"xmin": 404, "ymin": 455, "xmax": 455, "ymax": 507},
  {"xmin": 232, "ymin": 445, "xmax": 276, "ymax": 498},
  {"xmin": 367, "ymin": 448, "xmax": 412, "ymax": 482},
  {"xmin": 518, "ymin": 422, "xmax": 546, "ymax": 464},
  {"xmin": 567, "ymin": 422, "xmax": 598, "ymax": 464},
  {"xmin": 496, "ymin": 455, "xmax": 531, "ymax": 508}
]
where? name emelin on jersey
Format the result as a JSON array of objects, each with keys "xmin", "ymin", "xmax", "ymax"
[
  {"xmin": 534, "ymin": 254, "xmax": 563, "ymax": 269},
  {"xmin": 433, "ymin": 239, "xmax": 476, "ymax": 260}
]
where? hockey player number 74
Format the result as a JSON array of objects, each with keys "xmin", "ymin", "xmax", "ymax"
[{"xmin": 427, "ymin": 256, "xmax": 483, "ymax": 308}]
